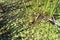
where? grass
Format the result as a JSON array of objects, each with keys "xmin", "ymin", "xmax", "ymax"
[{"xmin": 0, "ymin": 0, "xmax": 60, "ymax": 40}]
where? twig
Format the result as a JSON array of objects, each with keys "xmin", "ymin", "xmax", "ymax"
[{"xmin": 48, "ymin": 17, "xmax": 60, "ymax": 26}]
